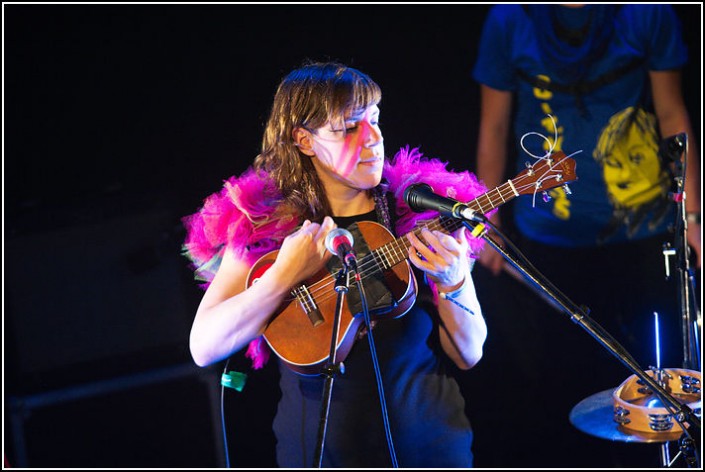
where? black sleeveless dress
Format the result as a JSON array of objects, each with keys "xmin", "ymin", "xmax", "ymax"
[{"xmin": 272, "ymin": 209, "xmax": 474, "ymax": 468}]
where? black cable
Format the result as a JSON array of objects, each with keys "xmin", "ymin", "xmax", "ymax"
[
  {"xmin": 354, "ymin": 273, "xmax": 399, "ymax": 468},
  {"xmin": 221, "ymin": 359, "xmax": 232, "ymax": 468}
]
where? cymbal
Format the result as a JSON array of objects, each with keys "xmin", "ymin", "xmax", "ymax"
[{"xmin": 569, "ymin": 389, "xmax": 684, "ymax": 443}]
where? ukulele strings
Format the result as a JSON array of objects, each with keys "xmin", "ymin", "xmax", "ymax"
[{"xmin": 297, "ymin": 217, "xmax": 454, "ymax": 306}]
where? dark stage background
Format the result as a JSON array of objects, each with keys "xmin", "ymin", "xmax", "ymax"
[{"xmin": 4, "ymin": 3, "xmax": 702, "ymax": 468}]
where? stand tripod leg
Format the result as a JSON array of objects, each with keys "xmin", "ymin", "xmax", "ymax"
[{"xmin": 660, "ymin": 442, "xmax": 671, "ymax": 467}]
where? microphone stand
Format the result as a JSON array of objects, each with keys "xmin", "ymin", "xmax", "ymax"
[
  {"xmin": 660, "ymin": 133, "xmax": 701, "ymax": 371},
  {"xmin": 660, "ymin": 133, "xmax": 702, "ymax": 467},
  {"xmin": 313, "ymin": 265, "xmax": 350, "ymax": 468},
  {"xmin": 463, "ymin": 217, "xmax": 701, "ymax": 467}
]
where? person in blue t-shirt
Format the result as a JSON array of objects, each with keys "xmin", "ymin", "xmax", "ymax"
[{"xmin": 467, "ymin": 4, "xmax": 700, "ymax": 468}]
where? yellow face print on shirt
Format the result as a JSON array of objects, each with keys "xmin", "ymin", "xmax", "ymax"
[{"xmin": 594, "ymin": 107, "xmax": 669, "ymax": 210}]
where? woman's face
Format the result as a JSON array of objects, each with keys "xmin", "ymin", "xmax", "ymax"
[{"xmin": 308, "ymin": 104, "xmax": 385, "ymax": 192}]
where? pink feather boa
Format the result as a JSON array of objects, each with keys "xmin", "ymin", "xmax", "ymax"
[{"xmin": 182, "ymin": 146, "xmax": 493, "ymax": 369}]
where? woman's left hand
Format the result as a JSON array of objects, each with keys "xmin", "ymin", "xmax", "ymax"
[{"xmin": 406, "ymin": 226, "xmax": 471, "ymax": 289}]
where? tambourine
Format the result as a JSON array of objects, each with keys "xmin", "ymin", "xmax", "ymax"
[{"xmin": 613, "ymin": 368, "xmax": 701, "ymax": 434}]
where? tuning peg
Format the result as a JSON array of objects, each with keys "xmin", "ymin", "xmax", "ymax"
[
  {"xmin": 562, "ymin": 184, "xmax": 572, "ymax": 195},
  {"xmin": 542, "ymin": 191, "xmax": 551, "ymax": 203},
  {"xmin": 524, "ymin": 161, "xmax": 534, "ymax": 176}
]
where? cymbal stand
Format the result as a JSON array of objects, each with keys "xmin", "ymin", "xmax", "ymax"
[
  {"xmin": 657, "ymin": 133, "xmax": 702, "ymax": 467},
  {"xmin": 659, "ymin": 133, "xmax": 701, "ymax": 371}
]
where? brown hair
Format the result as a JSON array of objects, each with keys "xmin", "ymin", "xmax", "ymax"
[{"xmin": 253, "ymin": 61, "xmax": 382, "ymax": 221}]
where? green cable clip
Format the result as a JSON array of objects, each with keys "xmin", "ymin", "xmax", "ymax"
[{"xmin": 221, "ymin": 370, "xmax": 247, "ymax": 392}]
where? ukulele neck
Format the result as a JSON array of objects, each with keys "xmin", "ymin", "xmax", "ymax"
[{"xmin": 374, "ymin": 180, "xmax": 519, "ymax": 269}]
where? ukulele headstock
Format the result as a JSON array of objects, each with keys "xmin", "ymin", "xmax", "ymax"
[{"xmin": 512, "ymin": 151, "xmax": 577, "ymax": 196}]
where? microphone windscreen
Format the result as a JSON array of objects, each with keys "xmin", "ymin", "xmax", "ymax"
[
  {"xmin": 325, "ymin": 227, "xmax": 354, "ymax": 255},
  {"xmin": 403, "ymin": 183, "xmax": 434, "ymax": 212}
]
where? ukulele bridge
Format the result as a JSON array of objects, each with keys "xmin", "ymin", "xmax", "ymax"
[{"xmin": 292, "ymin": 285, "xmax": 324, "ymax": 327}]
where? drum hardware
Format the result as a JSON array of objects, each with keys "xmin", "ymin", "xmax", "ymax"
[
  {"xmin": 570, "ymin": 309, "xmax": 701, "ymax": 467},
  {"xmin": 612, "ymin": 368, "xmax": 701, "ymax": 435},
  {"xmin": 570, "ymin": 389, "xmax": 685, "ymax": 444}
]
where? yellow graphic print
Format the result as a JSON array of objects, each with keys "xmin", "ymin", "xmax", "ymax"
[
  {"xmin": 594, "ymin": 107, "xmax": 668, "ymax": 209},
  {"xmin": 532, "ymin": 75, "xmax": 570, "ymax": 220},
  {"xmin": 593, "ymin": 106, "xmax": 671, "ymax": 240}
]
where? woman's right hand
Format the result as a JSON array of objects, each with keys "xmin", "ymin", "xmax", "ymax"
[{"xmin": 270, "ymin": 216, "xmax": 336, "ymax": 287}]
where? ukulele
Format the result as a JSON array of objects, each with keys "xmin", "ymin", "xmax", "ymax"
[{"xmin": 247, "ymin": 152, "xmax": 577, "ymax": 374}]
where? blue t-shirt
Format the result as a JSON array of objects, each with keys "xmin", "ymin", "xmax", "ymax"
[{"xmin": 473, "ymin": 4, "xmax": 687, "ymax": 246}]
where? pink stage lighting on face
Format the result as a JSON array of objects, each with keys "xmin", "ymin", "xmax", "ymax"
[
  {"xmin": 337, "ymin": 119, "xmax": 371, "ymax": 178},
  {"xmin": 337, "ymin": 107, "xmax": 378, "ymax": 178}
]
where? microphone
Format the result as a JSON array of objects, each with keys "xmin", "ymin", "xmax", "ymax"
[
  {"xmin": 325, "ymin": 227, "xmax": 357, "ymax": 270},
  {"xmin": 403, "ymin": 183, "xmax": 485, "ymax": 223}
]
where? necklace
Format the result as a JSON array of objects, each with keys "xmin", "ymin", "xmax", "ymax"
[{"xmin": 373, "ymin": 185, "xmax": 393, "ymax": 233}]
